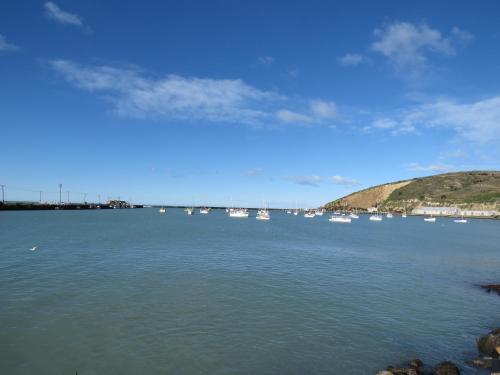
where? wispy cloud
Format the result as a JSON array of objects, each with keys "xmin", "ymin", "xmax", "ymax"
[
  {"xmin": 338, "ymin": 53, "xmax": 365, "ymax": 66},
  {"xmin": 244, "ymin": 168, "xmax": 264, "ymax": 176},
  {"xmin": 330, "ymin": 175, "xmax": 360, "ymax": 186},
  {"xmin": 276, "ymin": 109, "xmax": 314, "ymax": 124},
  {"xmin": 371, "ymin": 21, "xmax": 472, "ymax": 77},
  {"xmin": 258, "ymin": 56, "xmax": 275, "ymax": 65},
  {"xmin": 0, "ymin": 34, "xmax": 19, "ymax": 54},
  {"xmin": 44, "ymin": 2, "xmax": 88, "ymax": 30},
  {"xmin": 370, "ymin": 96, "xmax": 500, "ymax": 143},
  {"xmin": 285, "ymin": 175, "xmax": 323, "ymax": 187},
  {"xmin": 408, "ymin": 163, "xmax": 454, "ymax": 173},
  {"xmin": 285, "ymin": 174, "xmax": 360, "ymax": 187},
  {"xmin": 310, "ymin": 100, "xmax": 337, "ymax": 120},
  {"xmin": 49, "ymin": 59, "xmax": 281, "ymax": 125}
]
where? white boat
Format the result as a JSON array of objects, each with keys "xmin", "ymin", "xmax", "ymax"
[
  {"xmin": 186, "ymin": 207, "xmax": 194, "ymax": 215},
  {"xmin": 293, "ymin": 210, "xmax": 299, "ymax": 216},
  {"xmin": 424, "ymin": 217, "xmax": 436, "ymax": 222},
  {"xmin": 386, "ymin": 213, "xmax": 393, "ymax": 219},
  {"xmin": 199, "ymin": 207, "xmax": 210, "ymax": 214},
  {"xmin": 349, "ymin": 213, "xmax": 359, "ymax": 219},
  {"xmin": 454, "ymin": 218, "xmax": 467, "ymax": 223},
  {"xmin": 286, "ymin": 210, "xmax": 292, "ymax": 214},
  {"xmin": 229, "ymin": 208, "xmax": 249, "ymax": 218},
  {"xmin": 315, "ymin": 210, "xmax": 324, "ymax": 216},
  {"xmin": 256, "ymin": 209, "xmax": 270, "ymax": 221},
  {"xmin": 402, "ymin": 213, "xmax": 407, "ymax": 218},
  {"xmin": 304, "ymin": 211, "xmax": 316, "ymax": 218},
  {"xmin": 369, "ymin": 214, "xmax": 383, "ymax": 222},
  {"xmin": 159, "ymin": 207, "xmax": 166, "ymax": 213},
  {"xmin": 329, "ymin": 215, "xmax": 351, "ymax": 223}
]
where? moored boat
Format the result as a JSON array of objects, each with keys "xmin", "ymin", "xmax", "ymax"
[{"xmin": 329, "ymin": 215, "xmax": 351, "ymax": 223}]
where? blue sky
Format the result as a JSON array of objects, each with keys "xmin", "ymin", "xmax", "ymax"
[{"xmin": 1, "ymin": 0, "xmax": 500, "ymax": 207}]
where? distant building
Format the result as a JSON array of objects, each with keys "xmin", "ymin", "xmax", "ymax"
[
  {"xmin": 412, "ymin": 206, "xmax": 498, "ymax": 217},
  {"xmin": 106, "ymin": 200, "xmax": 131, "ymax": 208},
  {"xmin": 367, "ymin": 207, "xmax": 378, "ymax": 213}
]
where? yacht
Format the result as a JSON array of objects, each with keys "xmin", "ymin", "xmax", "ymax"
[
  {"xmin": 256, "ymin": 209, "xmax": 271, "ymax": 221},
  {"xmin": 369, "ymin": 214, "xmax": 383, "ymax": 222},
  {"xmin": 229, "ymin": 208, "xmax": 249, "ymax": 218},
  {"xmin": 424, "ymin": 216, "xmax": 436, "ymax": 222},
  {"xmin": 304, "ymin": 211, "xmax": 316, "ymax": 218},
  {"xmin": 329, "ymin": 215, "xmax": 352, "ymax": 223},
  {"xmin": 199, "ymin": 207, "xmax": 210, "ymax": 214},
  {"xmin": 159, "ymin": 207, "xmax": 166, "ymax": 213}
]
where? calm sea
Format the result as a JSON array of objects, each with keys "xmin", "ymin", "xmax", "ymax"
[{"xmin": 1, "ymin": 209, "xmax": 499, "ymax": 374}]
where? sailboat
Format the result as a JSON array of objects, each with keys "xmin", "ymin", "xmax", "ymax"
[
  {"xmin": 369, "ymin": 202, "xmax": 383, "ymax": 221},
  {"xmin": 159, "ymin": 207, "xmax": 166, "ymax": 213},
  {"xmin": 329, "ymin": 214, "xmax": 351, "ymax": 223},
  {"xmin": 256, "ymin": 209, "xmax": 270, "ymax": 220},
  {"xmin": 454, "ymin": 213, "xmax": 467, "ymax": 223},
  {"xmin": 199, "ymin": 207, "xmax": 210, "ymax": 214},
  {"xmin": 424, "ymin": 215, "xmax": 436, "ymax": 222},
  {"xmin": 186, "ymin": 207, "xmax": 194, "ymax": 215}
]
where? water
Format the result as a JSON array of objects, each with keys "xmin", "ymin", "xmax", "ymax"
[{"xmin": 1, "ymin": 209, "xmax": 499, "ymax": 374}]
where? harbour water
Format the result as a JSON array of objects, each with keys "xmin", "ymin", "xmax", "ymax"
[{"xmin": 1, "ymin": 209, "xmax": 499, "ymax": 374}]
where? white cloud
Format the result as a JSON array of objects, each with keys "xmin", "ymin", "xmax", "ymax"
[
  {"xmin": 338, "ymin": 53, "xmax": 365, "ymax": 66},
  {"xmin": 44, "ymin": 2, "xmax": 86, "ymax": 29},
  {"xmin": 451, "ymin": 27, "xmax": 474, "ymax": 44},
  {"xmin": 0, "ymin": 34, "xmax": 19, "ymax": 53},
  {"xmin": 245, "ymin": 168, "xmax": 264, "ymax": 176},
  {"xmin": 330, "ymin": 175, "xmax": 360, "ymax": 186},
  {"xmin": 408, "ymin": 163, "xmax": 454, "ymax": 173},
  {"xmin": 372, "ymin": 118, "xmax": 397, "ymax": 129},
  {"xmin": 310, "ymin": 100, "xmax": 337, "ymax": 119},
  {"xmin": 50, "ymin": 59, "xmax": 279, "ymax": 125},
  {"xmin": 276, "ymin": 109, "xmax": 314, "ymax": 124},
  {"xmin": 285, "ymin": 175, "xmax": 323, "ymax": 187},
  {"xmin": 258, "ymin": 56, "xmax": 275, "ymax": 65},
  {"xmin": 371, "ymin": 21, "xmax": 471, "ymax": 75},
  {"xmin": 379, "ymin": 96, "xmax": 500, "ymax": 143}
]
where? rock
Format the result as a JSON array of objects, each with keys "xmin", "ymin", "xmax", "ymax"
[
  {"xmin": 386, "ymin": 367, "xmax": 418, "ymax": 375},
  {"xmin": 376, "ymin": 371, "xmax": 394, "ymax": 375},
  {"xmin": 434, "ymin": 361, "xmax": 460, "ymax": 375},
  {"xmin": 477, "ymin": 328, "xmax": 500, "ymax": 356},
  {"xmin": 472, "ymin": 357, "xmax": 493, "ymax": 369},
  {"xmin": 408, "ymin": 359, "xmax": 423, "ymax": 369}
]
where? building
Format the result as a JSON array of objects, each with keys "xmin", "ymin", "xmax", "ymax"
[{"xmin": 412, "ymin": 206, "xmax": 499, "ymax": 217}]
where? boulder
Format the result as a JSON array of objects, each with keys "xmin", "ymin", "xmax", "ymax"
[
  {"xmin": 477, "ymin": 328, "xmax": 500, "ymax": 356},
  {"xmin": 386, "ymin": 367, "xmax": 418, "ymax": 375},
  {"xmin": 434, "ymin": 361, "xmax": 459, "ymax": 375},
  {"xmin": 408, "ymin": 359, "xmax": 423, "ymax": 369}
]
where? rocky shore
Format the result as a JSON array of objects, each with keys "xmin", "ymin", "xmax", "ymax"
[{"xmin": 376, "ymin": 286, "xmax": 500, "ymax": 375}]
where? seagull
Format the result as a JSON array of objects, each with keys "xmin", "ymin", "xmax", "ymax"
[{"xmin": 29, "ymin": 246, "xmax": 38, "ymax": 251}]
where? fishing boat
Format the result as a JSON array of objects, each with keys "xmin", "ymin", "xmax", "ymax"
[
  {"xmin": 329, "ymin": 215, "xmax": 351, "ymax": 223},
  {"xmin": 199, "ymin": 207, "xmax": 210, "ymax": 214},
  {"xmin": 159, "ymin": 207, "xmax": 166, "ymax": 213},
  {"xmin": 229, "ymin": 208, "xmax": 249, "ymax": 218},
  {"xmin": 256, "ymin": 209, "xmax": 271, "ymax": 221}
]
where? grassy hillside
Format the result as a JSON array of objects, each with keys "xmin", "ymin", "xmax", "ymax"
[{"xmin": 324, "ymin": 171, "xmax": 500, "ymax": 212}]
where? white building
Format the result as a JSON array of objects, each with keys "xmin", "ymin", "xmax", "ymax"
[{"xmin": 412, "ymin": 206, "xmax": 499, "ymax": 217}]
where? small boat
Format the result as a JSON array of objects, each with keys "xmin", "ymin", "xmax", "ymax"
[
  {"xmin": 199, "ymin": 207, "xmax": 210, "ymax": 214},
  {"xmin": 159, "ymin": 207, "xmax": 166, "ymax": 213},
  {"xmin": 293, "ymin": 210, "xmax": 299, "ymax": 216},
  {"xmin": 304, "ymin": 211, "xmax": 316, "ymax": 218},
  {"xmin": 454, "ymin": 218, "xmax": 467, "ymax": 223},
  {"xmin": 229, "ymin": 208, "xmax": 249, "ymax": 218},
  {"xmin": 186, "ymin": 207, "xmax": 194, "ymax": 215},
  {"xmin": 256, "ymin": 209, "xmax": 271, "ymax": 221},
  {"xmin": 369, "ymin": 214, "xmax": 383, "ymax": 222},
  {"xmin": 315, "ymin": 210, "xmax": 324, "ymax": 216},
  {"xmin": 402, "ymin": 213, "xmax": 407, "ymax": 218},
  {"xmin": 386, "ymin": 213, "xmax": 393, "ymax": 218},
  {"xmin": 349, "ymin": 213, "xmax": 359, "ymax": 219},
  {"xmin": 329, "ymin": 215, "xmax": 351, "ymax": 223},
  {"xmin": 286, "ymin": 210, "xmax": 292, "ymax": 214},
  {"xmin": 424, "ymin": 216, "xmax": 436, "ymax": 222}
]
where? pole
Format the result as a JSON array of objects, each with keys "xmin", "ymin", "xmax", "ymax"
[
  {"xmin": 39, "ymin": 191, "xmax": 42, "ymax": 203},
  {"xmin": 67, "ymin": 191, "xmax": 70, "ymax": 204},
  {"xmin": 98, "ymin": 194, "xmax": 101, "ymax": 204},
  {"xmin": 84, "ymin": 193, "xmax": 87, "ymax": 203},
  {"xmin": 1, "ymin": 185, "xmax": 4, "ymax": 204},
  {"xmin": 59, "ymin": 184, "xmax": 62, "ymax": 205}
]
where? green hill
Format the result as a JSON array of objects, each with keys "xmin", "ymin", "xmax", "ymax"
[{"xmin": 324, "ymin": 171, "xmax": 500, "ymax": 213}]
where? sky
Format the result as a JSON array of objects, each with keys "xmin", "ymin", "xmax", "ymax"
[{"xmin": 1, "ymin": 0, "xmax": 500, "ymax": 207}]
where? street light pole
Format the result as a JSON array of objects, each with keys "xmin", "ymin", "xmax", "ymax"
[
  {"xmin": 59, "ymin": 184, "xmax": 62, "ymax": 205},
  {"xmin": 39, "ymin": 191, "xmax": 42, "ymax": 203},
  {"xmin": 67, "ymin": 191, "xmax": 70, "ymax": 204},
  {"xmin": 1, "ymin": 185, "xmax": 4, "ymax": 204}
]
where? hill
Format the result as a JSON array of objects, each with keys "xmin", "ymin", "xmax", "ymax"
[{"xmin": 324, "ymin": 171, "xmax": 500, "ymax": 213}]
